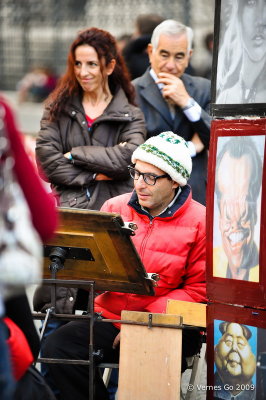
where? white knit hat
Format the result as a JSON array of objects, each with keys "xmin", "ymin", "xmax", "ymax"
[{"xmin": 131, "ymin": 131, "xmax": 192, "ymax": 186}]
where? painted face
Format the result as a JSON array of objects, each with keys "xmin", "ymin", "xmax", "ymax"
[
  {"xmin": 217, "ymin": 153, "xmax": 256, "ymax": 275},
  {"xmin": 134, "ymin": 160, "xmax": 178, "ymax": 217},
  {"xmin": 240, "ymin": 0, "xmax": 266, "ymax": 62},
  {"xmin": 148, "ymin": 33, "xmax": 191, "ymax": 78},
  {"xmin": 215, "ymin": 323, "xmax": 256, "ymax": 384},
  {"xmin": 74, "ymin": 44, "xmax": 114, "ymax": 94}
]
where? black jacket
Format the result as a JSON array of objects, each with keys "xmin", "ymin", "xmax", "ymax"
[{"xmin": 36, "ymin": 87, "xmax": 146, "ymax": 210}]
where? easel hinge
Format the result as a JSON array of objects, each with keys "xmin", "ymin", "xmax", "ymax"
[{"xmin": 148, "ymin": 313, "xmax": 153, "ymax": 328}]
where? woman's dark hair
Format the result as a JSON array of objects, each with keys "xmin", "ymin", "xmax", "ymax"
[{"xmin": 46, "ymin": 27, "xmax": 135, "ymax": 120}]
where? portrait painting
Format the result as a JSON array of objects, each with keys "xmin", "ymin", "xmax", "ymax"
[
  {"xmin": 207, "ymin": 304, "xmax": 266, "ymax": 400},
  {"xmin": 213, "ymin": 319, "xmax": 257, "ymax": 399},
  {"xmin": 213, "ymin": 135, "xmax": 264, "ymax": 282},
  {"xmin": 211, "ymin": 0, "xmax": 266, "ymax": 117}
]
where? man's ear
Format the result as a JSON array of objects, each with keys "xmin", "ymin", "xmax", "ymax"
[
  {"xmin": 106, "ymin": 59, "xmax": 116, "ymax": 76},
  {"xmin": 188, "ymin": 49, "xmax": 193, "ymax": 60},
  {"xmin": 172, "ymin": 181, "xmax": 179, "ymax": 189},
  {"xmin": 147, "ymin": 43, "xmax": 153, "ymax": 61}
]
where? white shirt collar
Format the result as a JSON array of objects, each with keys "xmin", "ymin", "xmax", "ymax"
[
  {"xmin": 149, "ymin": 68, "xmax": 165, "ymax": 91},
  {"xmin": 149, "ymin": 68, "xmax": 175, "ymax": 119}
]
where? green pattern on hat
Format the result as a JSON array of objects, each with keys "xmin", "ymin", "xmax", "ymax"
[
  {"xmin": 159, "ymin": 132, "xmax": 189, "ymax": 148},
  {"xmin": 139, "ymin": 143, "xmax": 190, "ymax": 179}
]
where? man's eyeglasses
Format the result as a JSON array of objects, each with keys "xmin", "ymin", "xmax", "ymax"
[{"xmin": 128, "ymin": 166, "xmax": 169, "ymax": 186}]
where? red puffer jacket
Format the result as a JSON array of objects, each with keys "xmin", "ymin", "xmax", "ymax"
[
  {"xmin": 4, "ymin": 318, "xmax": 33, "ymax": 380},
  {"xmin": 94, "ymin": 187, "xmax": 206, "ymax": 322}
]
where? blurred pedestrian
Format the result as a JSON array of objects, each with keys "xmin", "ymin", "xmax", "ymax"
[
  {"xmin": 116, "ymin": 33, "xmax": 132, "ymax": 55},
  {"xmin": 0, "ymin": 94, "xmax": 57, "ymax": 399},
  {"xmin": 196, "ymin": 32, "xmax": 213, "ymax": 80},
  {"xmin": 123, "ymin": 13, "xmax": 164, "ymax": 79},
  {"xmin": 17, "ymin": 66, "xmax": 57, "ymax": 104}
]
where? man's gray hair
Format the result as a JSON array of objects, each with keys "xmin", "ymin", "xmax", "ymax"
[{"xmin": 151, "ymin": 19, "xmax": 193, "ymax": 54}]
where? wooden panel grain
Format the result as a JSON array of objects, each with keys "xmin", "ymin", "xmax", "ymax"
[
  {"xmin": 167, "ymin": 300, "xmax": 207, "ymax": 328},
  {"xmin": 118, "ymin": 311, "xmax": 182, "ymax": 400}
]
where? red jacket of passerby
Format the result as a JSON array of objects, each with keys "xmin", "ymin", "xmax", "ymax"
[
  {"xmin": 0, "ymin": 95, "xmax": 58, "ymax": 381},
  {"xmin": 0, "ymin": 95, "xmax": 57, "ymax": 241},
  {"xmin": 94, "ymin": 187, "xmax": 206, "ymax": 324},
  {"xmin": 4, "ymin": 318, "xmax": 33, "ymax": 380}
]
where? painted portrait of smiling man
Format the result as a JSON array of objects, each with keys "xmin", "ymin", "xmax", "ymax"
[
  {"xmin": 213, "ymin": 136, "xmax": 264, "ymax": 282},
  {"xmin": 216, "ymin": 0, "xmax": 266, "ymax": 104}
]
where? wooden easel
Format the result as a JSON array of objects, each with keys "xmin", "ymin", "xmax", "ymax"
[
  {"xmin": 117, "ymin": 301, "xmax": 207, "ymax": 400},
  {"xmin": 33, "ymin": 207, "xmax": 157, "ymax": 400},
  {"xmin": 118, "ymin": 310, "xmax": 183, "ymax": 400},
  {"xmin": 42, "ymin": 207, "xmax": 155, "ymax": 295}
]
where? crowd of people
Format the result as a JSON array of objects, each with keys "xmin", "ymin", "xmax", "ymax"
[{"xmin": 0, "ymin": 15, "xmax": 214, "ymax": 400}]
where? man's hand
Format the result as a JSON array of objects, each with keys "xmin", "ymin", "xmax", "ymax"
[
  {"xmin": 191, "ymin": 133, "xmax": 204, "ymax": 153},
  {"xmin": 157, "ymin": 72, "xmax": 190, "ymax": 108},
  {"xmin": 112, "ymin": 332, "xmax": 121, "ymax": 349},
  {"xmin": 95, "ymin": 173, "xmax": 113, "ymax": 181}
]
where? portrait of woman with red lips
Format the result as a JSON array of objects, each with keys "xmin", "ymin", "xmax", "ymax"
[{"xmin": 216, "ymin": 0, "xmax": 266, "ymax": 105}]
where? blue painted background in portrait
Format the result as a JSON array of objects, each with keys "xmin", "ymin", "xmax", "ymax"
[{"xmin": 214, "ymin": 319, "xmax": 257, "ymax": 384}]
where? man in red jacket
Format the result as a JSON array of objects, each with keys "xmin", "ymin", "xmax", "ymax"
[{"xmin": 43, "ymin": 131, "xmax": 206, "ymax": 400}]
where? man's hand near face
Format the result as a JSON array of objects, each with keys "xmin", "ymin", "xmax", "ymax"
[
  {"xmin": 157, "ymin": 72, "xmax": 190, "ymax": 108},
  {"xmin": 156, "ymin": 72, "xmax": 204, "ymax": 154}
]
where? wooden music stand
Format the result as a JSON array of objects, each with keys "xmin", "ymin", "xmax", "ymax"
[
  {"xmin": 34, "ymin": 207, "xmax": 156, "ymax": 400},
  {"xmin": 43, "ymin": 207, "xmax": 155, "ymax": 294}
]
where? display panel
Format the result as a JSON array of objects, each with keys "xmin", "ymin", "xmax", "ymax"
[
  {"xmin": 210, "ymin": 0, "xmax": 266, "ymax": 117},
  {"xmin": 206, "ymin": 119, "xmax": 266, "ymax": 307},
  {"xmin": 213, "ymin": 135, "xmax": 264, "ymax": 282},
  {"xmin": 207, "ymin": 303, "xmax": 266, "ymax": 400}
]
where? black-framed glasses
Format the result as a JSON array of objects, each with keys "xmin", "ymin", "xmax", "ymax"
[{"xmin": 128, "ymin": 166, "xmax": 169, "ymax": 186}]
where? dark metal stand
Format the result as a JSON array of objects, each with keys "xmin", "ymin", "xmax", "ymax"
[{"xmin": 33, "ymin": 248, "xmax": 97, "ymax": 400}]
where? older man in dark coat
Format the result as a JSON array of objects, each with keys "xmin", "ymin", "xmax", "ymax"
[{"xmin": 133, "ymin": 19, "xmax": 211, "ymax": 205}]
